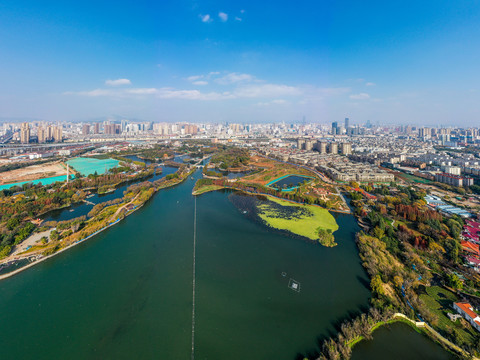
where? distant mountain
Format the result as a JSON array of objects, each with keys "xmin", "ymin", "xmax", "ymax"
[
  {"xmin": 0, "ymin": 117, "xmax": 47, "ymax": 123},
  {"xmin": 0, "ymin": 115, "xmax": 151, "ymax": 124}
]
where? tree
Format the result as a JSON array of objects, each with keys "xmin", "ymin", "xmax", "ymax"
[
  {"xmin": 373, "ymin": 226, "xmax": 385, "ymax": 239},
  {"xmin": 447, "ymin": 273, "xmax": 463, "ymax": 290},
  {"xmin": 50, "ymin": 230, "xmax": 59, "ymax": 241}
]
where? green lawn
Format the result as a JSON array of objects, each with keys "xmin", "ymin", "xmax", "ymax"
[
  {"xmin": 420, "ymin": 286, "xmax": 475, "ymax": 345},
  {"xmin": 397, "ymin": 172, "xmax": 432, "ymax": 184},
  {"xmin": 192, "ymin": 184, "xmax": 224, "ymax": 195},
  {"xmin": 257, "ymin": 196, "xmax": 339, "ymax": 243}
]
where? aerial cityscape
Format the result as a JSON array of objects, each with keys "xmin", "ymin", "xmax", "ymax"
[{"xmin": 2, "ymin": 1, "xmax": 480, "ymax": 360}]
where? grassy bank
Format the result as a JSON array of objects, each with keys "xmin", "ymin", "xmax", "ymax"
[
  {"xmin": 192, "ymin": 184, "xmax": 224, "ymax": 195},
  {"xmin": 257, "ymin": 196, "xmax": 338, "ymax": 243}
]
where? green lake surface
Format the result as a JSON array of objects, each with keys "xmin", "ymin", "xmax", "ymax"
[
  {"xmin": 67, "ymin": 157, "xmax": 119, "ymax": 176},
  {"xmin": 351, "ymin": 322, "xmax": 459, "ymax": 360},
  {"xmin": 0, "ymin": 174, "xmax": 70, "ymax": 191},
  {"xmin": 0, "ymin": 170, "xmax": 455, "ymax": 359}
]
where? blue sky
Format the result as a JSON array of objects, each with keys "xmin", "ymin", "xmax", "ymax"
[{"xmin": 1, "ymin": 0, "xmax": 480, "ymax": 125}]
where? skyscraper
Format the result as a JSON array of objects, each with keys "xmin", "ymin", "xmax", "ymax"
[
  {"xmin": 47, "ymin": 125, "xmax": 54, "ymax": 141},
  {"xmin": 345, "ymin": 117, "xmax": 349, "ymax": 129},
  {"xmin": 332, "ymin": 122, "xmax": 338, "ymax": 135},
  {"xmin": 53, "ymin": 126, "xmax": 63, "ymax": 142},
  {"xmin": 340, "ymin": 143, "xmax": 352, "ymax": 155},
  {"xmin": 82, "ymin": 124, "xmax": 90, "ymax": 135},
  {"xmin": 38, "ymin": 127, "xmax": 46, "ymax": 143},
  {"xmin": 20, "ymin": 122, "xmax": 30, "ymax": 144}
]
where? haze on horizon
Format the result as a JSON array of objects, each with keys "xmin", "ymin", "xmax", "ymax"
[{"xmin": 1, "ymin": 0, "xmax": 480, "ymax": 126}]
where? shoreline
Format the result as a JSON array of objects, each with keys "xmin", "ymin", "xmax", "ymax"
[
  {"xmin": 0, "ymin": 165, "xmax": 197, "ymax": 282},
  {"xmin": 0, "ymin": 202, "xmax": 143, "ymax": 281},
  {"xmin": 193, "ymin": 185, "xmax": 351, "ymax": 214},
  {"xmin": 349, "ymin": 313, "xmax": 476, "ymax": 360}
]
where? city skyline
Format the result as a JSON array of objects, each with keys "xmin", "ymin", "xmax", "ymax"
[{"xmin": 1, "ymin": 1, "xmax": 480, "ymax": 125}]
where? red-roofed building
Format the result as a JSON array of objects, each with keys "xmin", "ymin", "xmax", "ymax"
[
  {"xmin": 467, "ymin": 256, "xmax": 480, "ymax": 268},
  {"xmin": 454, "ymin": 302, "xmax": 480, "ymax": 332},
  {"xmin": 463, "ymin": 232, "xmax": 479, "ymax": 243},
  {"xmin": 467, "ymin": 220, "xmax": 480, "ymax": 229},
  {"xmin": 461, "ymin": 241, "xmax": 480, "ymax": 257},
  {"xmin": 465, "ymin": 226, "xmax": 480, "ymax": 237}
]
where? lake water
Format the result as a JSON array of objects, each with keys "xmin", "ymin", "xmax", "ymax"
[
  {"xmin": 42, "ymin": 165, "xmax": 177, "ymax": 222},
  {"xmin": 0, "ymin": 174, "xmax": 70, "ymax": 191},
  {"xmin": 67, "ymin": 157, "xmax": 119, "ymax": 176},
  {"xmin": 267, "ymin": 174, "xmax": 313, "ymax": 191},
  {"xmin": 0, "ymin": 169, "xmax": 454, "ymax": 359},
  {"xmin": 351, "ymin": 322, "xmax": 458, "ymax": 360}
]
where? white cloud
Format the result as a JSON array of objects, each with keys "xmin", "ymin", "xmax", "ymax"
[
  {"xmin": 349, "ymin": 93, "xmax": 370, "ymax": 100},
  {"xmin": 105, "ymin": 78, "xmax": 131, "ymax": 86},
  {"xmin": 215, "ymin": 72, "xmax": 254, "ymax": 85},
  {"xmin": 187, "ymin": 75, "xmax": 203, "ymax": 82},
  {"xmin": 240, "ymin": 9, "xmax": 245, "ymax": 13},
  {"xmin": 235, "ymin": 17, "xmax": 242, "ymax": 21},
  {"xmin": 64, "ymin": 89, "xmax": 114, "ymax": 96},
  {"xmin": 200, "ymin": 14, "xmax": 212, "ymax": 23},
  {"xmin": 234, "ymin": 84, "xmax": 302, "ymax": 98},
  {"xmin": 218, "ymin": 12, "xmax": 228, "ymax": 22},
  {"xmin": 256, "ymin": 99, "xmax": 289, "ymax": 107},
  {"xmin": 156, "ymin": 88, "xmax": 233, "ymax": 100},
  {"xmin": 64, "ymin": 88, "xmax": 156, "ymax": 97},
  {"xmin": 65, "ymin": 74, "xmax": 351, "ymax": 104},
  {"xmin": 366, "ymin": 82, "xmax": 375, "ymax": 86},
  {"xmin": 125, "ymin": 88, "xmax": 158, "ymax": 95},
  {"xmin": 186, "ymin": 75, "xmax": 208, "ymax": 85}
]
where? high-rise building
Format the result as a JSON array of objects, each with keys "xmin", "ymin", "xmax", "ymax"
[
  {"xmin": 297, "ymin": 138, "xmax": 305, "ymax": 150},
  {"xmin": 419, "ymin": 127, "xmax": 432, "ymax": 138},
  {"xmin": 332, "ymin": 122, "xmax": 338, "ymax": 135},
  {"xmin": 345, "ymin": 117, "xmax": 349, "ymax": 129},
  {"xmin": 20, "ymin": 122, "xmax": 30, "ymax": 144},
  {"xmin": 184, "ymin": 124, "xmax": 198, "ymax": 135},
  {"xmin": 304, "ymin": 139, "xmax": 314, "ymax": 151},
  {"xmin": 82, "ymin": 124, "xmax": 90, "ymax": 135},
  {"xmin": 104, "ymin": 123, "xmax": 114, "ymax": 135},
  {"xmin": 53, "ymin": 126, "xmax": 63, "ymax": 142},
  {"xmin": 229, "ymin": 123, "xmax": 242, "ymax": 133},
  {"xmin": 329, "ymin": 142, "xmax": 338, "ymax": 154},
  {"xmin": 47, "ymin": 125, "xmax": 54, "ymax": 141},
  {"xmin": 340, "ymin": 143, "xmax": 352, "ymax": 156},
  {"xmin": 38, "ymin": 127, "xmax": 46, "ymax": 143},
  {"xmin": 121, "ymin": 119, "xmax": 128, "ymax": 132},
  {"xmin": 93, "ymin": 123, "xmax": 100, "ymax": 134},
  {"xmin": 319, "ymin": 141, "xmax": 327, "ymax": 154}
]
